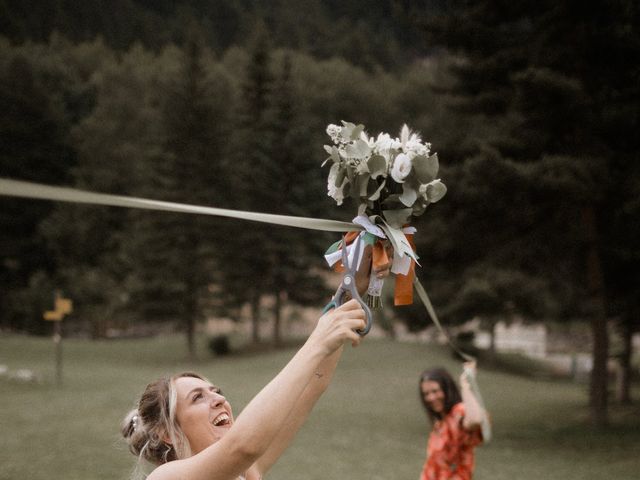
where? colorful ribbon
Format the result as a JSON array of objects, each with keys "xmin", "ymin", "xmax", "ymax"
[{"xmin": 326, "ymin": 229, "xmax": 416, "ymax": 306}]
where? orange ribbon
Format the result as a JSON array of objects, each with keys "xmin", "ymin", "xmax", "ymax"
[
  {"xmin": 334, "ymin": 231, "xmax": 416, "ymax": 306},
  {"xmin": 393, "ymin": 232, "xmax": 415, "ymax": 306}
]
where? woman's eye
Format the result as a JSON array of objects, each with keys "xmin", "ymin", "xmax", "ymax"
[{"xmin": 193, "ymin": 393, "xmax": 203, "ymax": 401}]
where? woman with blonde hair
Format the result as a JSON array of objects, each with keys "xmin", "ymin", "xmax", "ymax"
[{"xmin": 122, "ymin": 244, "xmax": 390, "ymax": 480}]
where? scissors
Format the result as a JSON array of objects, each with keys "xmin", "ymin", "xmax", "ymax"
[{"xmin": 322, "ymin": 235, "xmax": 373, "ymax": 336}]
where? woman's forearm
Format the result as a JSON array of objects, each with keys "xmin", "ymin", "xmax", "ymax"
[
  {"xmin": 461, "ymin": 383, "xmax": 486, "ymax": 429},
  {"xmin": 225, "ymin": 341, "xmax": 326, "ymax": 458},
  {"xmin": 255, "ymin": 346, "xmax": 344, "ymax": 474}
]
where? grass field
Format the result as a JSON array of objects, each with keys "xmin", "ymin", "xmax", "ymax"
[{"xmin": 1, "ymin": 333, "xmax": 639, "ymax": 480}]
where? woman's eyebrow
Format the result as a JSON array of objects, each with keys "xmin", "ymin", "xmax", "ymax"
[{"xmin": 186, "ymin": 387, "xmax": 204, "ymax": 400}]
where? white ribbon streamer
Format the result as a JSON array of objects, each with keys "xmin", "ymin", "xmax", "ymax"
[
  {"xmin": 324, "ymin": 232, "xmax": 366, "ymax": 270},
  {"xmin": 0, "ymin": 178, "xmax": 359, "ymax": 233}
]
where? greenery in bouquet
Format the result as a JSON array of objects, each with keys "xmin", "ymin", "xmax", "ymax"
[{"xmin": 323, "ymin": 121, "xmax": 446, "ymax": 228}]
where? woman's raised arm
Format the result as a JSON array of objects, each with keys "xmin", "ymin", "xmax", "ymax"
[
  {"xmin": 254, "ymin": 245, "xmax": 391, "ymax": 475},
  {"xmin": 149, "ymin": 301, "xmax": 366, "ymax": 480}
]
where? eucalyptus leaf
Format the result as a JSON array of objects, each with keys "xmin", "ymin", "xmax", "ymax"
[
  {"xmin": 399, "ymin": 183, "xmax": 418, "ymax": 207},
  {"xmin": 379, "ymin": 220, "xmax": 419, "ymax": 263},
  {"xmin": 369, "ymin": 179, "xmax": 386, "ymax": 201},
  {"xmin": 382, "ymin": 208, "xmax": 413, "ymax": 228},
  {"xmin": 412, "ymin": 201, "xmax": 428, "ymax": 216},
  {"xmin": 350, "ymin": 176, "xmax": 363, "ymax": 200},
  {"xmin": 382, "ymin": 197, "xmax": 406, "ymax": 211},
  {"xmin": 355, "ymin": 158, "xmax": 370, "ymax": 175},
  {"xmin": 340, "ymin": 121, "xmax": 356, "ymax": 139},
  {"xmin": 351, "ymin": 124, "xmax": 365, "ymax": 140},
  {"xmin": 342, "ymin": 182, "xmax": 351, "ymax": 199},
  {"xmin": 324, "ymin": 145, "xmax": 333, "ymax": 155},
  {"xmin": 426, "ymin": 180, "xmax": 447, "ymax": 203},
  {"xmin": 345, "ymin": 164, "xmax": 355, "ymax": 182},
  {"xmin": 368, "ymin": 154, "xmax": 387, "ymax": 179},
  {"xmin": 331, "ymin": 146, "xmax": 340, "ymax": 163},
  {"xmin": 381, "ymin": 193, "xmax": 401, "ymax": 207},
  {"xmin": 345, "ymin": 139, "xmax": 371, "ymax": 159},
  {"xmin": 413, "ymin": 153, "xmax": 439, "ymax": 183},
  {"xmin": 359, "ymin": 174, "xmax": 371, "ymax": 197},
  {"xmin": 334, "ymin": 164, "xmax": 346, "ymax": 188},
  {"xmin": 367, "ymin": 200, "xmax": 376, "ymax": 212}
]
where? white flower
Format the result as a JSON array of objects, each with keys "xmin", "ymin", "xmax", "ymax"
[
  {"xmin": 374, "ymin": 132, "xmax": 393, "ymax": 151},
  {"xmin": 326, "ymin": 124, "xmax": 343, "ymax": 143},
  {"xmin": 405, "ymin": 137, "xmax": 430, "ymax": 158},
  {"xmin": 327, "ymin": 163, "xmax": 346, "ymax": 205},
  {"xmin": 374, "ymin": 133, "xmax": 402, "ymax": 167},
  {"xmin": 361, "ymin": 131, "xmax": 376, "ymax": 148},
  {"xmin": 391, "ymin": 153, "xmax": 412, "ymax": 183}
]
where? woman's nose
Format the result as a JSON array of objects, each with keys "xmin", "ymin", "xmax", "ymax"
[{"xmin": 209, "ymin": 392, "xmax": 226, "ymax": 408}]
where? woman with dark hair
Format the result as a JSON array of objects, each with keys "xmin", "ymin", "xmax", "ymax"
[{"xmin": 419, "ymin": 362, "xmax": 488, "ymax": 480}]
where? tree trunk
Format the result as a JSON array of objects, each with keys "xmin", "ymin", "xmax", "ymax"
[
  {"xmin": 582, "ymin": 206, "xmax": 608, "ymax": 428},
  {"xmin": 186, "ymin": 289, "xmax": 197, "ymax": 361},
  {"xmin": 615, "ymin": 318, "xmax": 632, "ymax": 404},
  {"xmin": 488, "ymin": 319, "xmax": 497, "ymax": 354},
  {"xmin": 273, "ymin": 290, "xmax": 283, "ymax": 347},
  {"xmin": 251, "ymin": 293, "xmax": 261, "ymax": 344}
]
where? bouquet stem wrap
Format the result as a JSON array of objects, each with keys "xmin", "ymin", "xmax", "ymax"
[{"xmin": 326, "ymin": 229, "xmax": 416, "ymax": 308}]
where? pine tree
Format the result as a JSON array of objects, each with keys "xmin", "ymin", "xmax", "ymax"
[
  {"xmin": 264, "ymin": 52, "xmax": 331, "ymax": 345},
  {"xmin": 0, "ymin": 49, "xmax": 74, "ymax": 331},
  {"xmin": 123, "ymin": 29, "xmax": 234, "ymax": 358},
  {"xmin": 400, "ymin": 0, "xmax": 640, "ymax": 426},
  {"xmin": 40, "ymin": 43, "xmax": 166, "ymax": 337},
  {"xmin": 217, "ymin": 24, "xmax": 276, "ymax": 345}
]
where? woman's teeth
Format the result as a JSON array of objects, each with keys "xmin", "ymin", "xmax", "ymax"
[{"xmin": 212, "ymin": 413, "xmax": 230, "ymax": 426}]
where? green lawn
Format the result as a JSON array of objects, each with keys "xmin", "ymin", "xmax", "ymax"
[{"xmin": 1, "ymin": 333, "xmax": 638, "ymax": 480}]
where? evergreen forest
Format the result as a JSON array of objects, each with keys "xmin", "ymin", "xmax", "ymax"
[{"xmin": 0, "ymin": 0, "xmax": 638, "ymax": 427}]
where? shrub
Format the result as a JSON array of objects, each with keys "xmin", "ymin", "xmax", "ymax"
[{"xmin": 208, "ymin": 335, "xmax": 231, "ymax": 356}]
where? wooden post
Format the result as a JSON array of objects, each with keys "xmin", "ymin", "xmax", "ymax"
[
  {"xmin": 53, "ymin": 318, "xmax": 62, "ymax": 386},
  {"xmin": 43, "ymin": 290, "xmax": 73, "ymax": 387}
]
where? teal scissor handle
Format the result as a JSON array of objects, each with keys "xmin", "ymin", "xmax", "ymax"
[
  {"xmin": 322, "ymin": 236, "xmax": 373, "ymax": 336},
  {"xmin": 322, "ymin": 293, "xmax": 373, "ymax": 336}
]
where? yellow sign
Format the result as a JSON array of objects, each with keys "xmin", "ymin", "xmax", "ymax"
[
  {"xmin": 43, "ymin": 310, "xmax": 63, "ymax": 321},
  {"xmin": 43, "ymin": 295, "xmax": 73, "ymax": 322},
  {"xmin": 55, "ymin": 298, "xmax": 73, "ymax": 315}
]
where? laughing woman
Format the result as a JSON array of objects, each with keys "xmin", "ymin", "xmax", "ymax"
[
  {"xmin": 121, "ymin": 245, "xmax": 391, "ymax": 480},
  {"xmin": 419, "ymin": 362, "xmax": 488, "ymax": 480}
]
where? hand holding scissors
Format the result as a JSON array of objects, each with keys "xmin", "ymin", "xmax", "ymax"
[{"xmin": 322, "ymin": 235, "xmax": 374, "ymax": 336}]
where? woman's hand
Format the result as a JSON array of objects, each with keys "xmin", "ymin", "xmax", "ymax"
[
  {"xmin": 460, "ymin": 360, "xmax": 477, "ymax": 391},
  {"xmin": 308, "ymin": 299, "xmax": 366, "ymax": 355}
]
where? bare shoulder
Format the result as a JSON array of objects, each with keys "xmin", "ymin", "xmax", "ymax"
[{"xmin": 146, "ymin": 460, "xmax": 182, "ymax": 480}]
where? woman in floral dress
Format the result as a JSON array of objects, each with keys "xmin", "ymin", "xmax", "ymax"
[{"xmin": 419, "ymin": 362, "xmax": 488, "ymax": 480}]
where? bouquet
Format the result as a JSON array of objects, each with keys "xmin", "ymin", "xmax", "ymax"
[{"xmin": 323, "ymin": 121, "xmax": 446, "ymax": 308}]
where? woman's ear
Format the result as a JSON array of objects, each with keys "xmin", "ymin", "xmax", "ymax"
[{"xmin": 158, "ymin": 427, "xmax": 172, "ymax": 445}]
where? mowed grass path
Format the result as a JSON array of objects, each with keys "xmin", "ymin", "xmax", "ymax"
[{"xmin": 1, "ymin": 333, "xmax": 639, "ymax": 480}]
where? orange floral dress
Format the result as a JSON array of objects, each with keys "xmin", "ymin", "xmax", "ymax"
[{"xmin": 420, "ymin": 403, "xmax": 483, "ymax": 480}]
